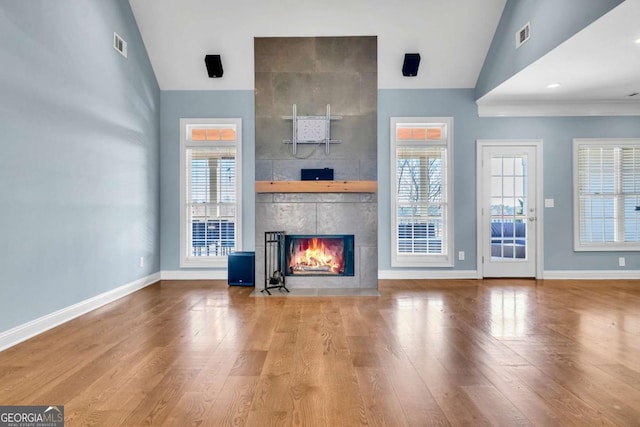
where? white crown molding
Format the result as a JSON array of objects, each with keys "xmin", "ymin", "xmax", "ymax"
[
  {"xmin": 161, "ymin": 270, "xmax": 227, "ymax": 280},
  {"xmin": 476, "ymin": 101, "xmax": 640, "ymax": 117},
  {"xmin": 0, "ymin": 272, "xmax": 160, "ymax": 352},
  {"xmin": 378, "ymin": 269, "xmax": 478, "ymax": 280}
]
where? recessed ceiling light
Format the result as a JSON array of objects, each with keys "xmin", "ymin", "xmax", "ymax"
[
  {"xmin": 546, "ymin": 83, "xmax": 561, "ymax": 89},
  {"xmin": 635, "ymin": 38, "xmax": 640, "ymax": 44}
]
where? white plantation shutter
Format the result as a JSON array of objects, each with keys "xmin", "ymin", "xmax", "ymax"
[
  {"xmin": 577, "ymin": 146, "xmax": 616, "ymax": 243},
  {"xmin": 186, "ymin": 147, "xmax": 237, "ymax": 256},
  {"xmin": 396, "ymin": 146, "xmax": 447, "ymax": 255},
  {"xmin": 391, "ymin": 118, "xmax": 453, "ymax": 266},
  {"xmin": 621, "ymin": 146, "xmax": 640, "ymax": 242},
  {"xmin": 574, "ymin": 139, "xmax": 640, "ymax": 250},
  {"xmin": 180, "ymin": 119, "xmax": 242, "ymax": 266}
]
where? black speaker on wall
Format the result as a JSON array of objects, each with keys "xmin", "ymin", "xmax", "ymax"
[
  {"xmin": 204, "ymin": 54, "xmax": 223, "ymax": 78},
  {"xmin": 402, "ymin": 53, "xmax": 421, "ymax": 77}
]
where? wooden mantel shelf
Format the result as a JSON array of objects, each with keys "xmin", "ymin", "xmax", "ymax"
[{"xmin": 255, "ymin": 180, "xmax": 377, "ymax": 193}]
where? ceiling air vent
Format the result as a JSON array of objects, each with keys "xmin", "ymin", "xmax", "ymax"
[
  {"xmin": 113, "ymin": 32, "xmax": 127, "ymax": 58},
  {"xmin": 516, "ymin": 22, "xmax": 530, "ymax": 48}
]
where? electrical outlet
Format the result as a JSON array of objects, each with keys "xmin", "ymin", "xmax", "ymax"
[
  {"xmin": 458, "ymin": 251, "xmax": 465, "ymax": 261},
  {"xmin": 139, "ymin": 256, "xmax": 144, "ymax": 268},
  {"xmin": 619, "ymin": 257, "xmax": 625, "ymax": 267}
]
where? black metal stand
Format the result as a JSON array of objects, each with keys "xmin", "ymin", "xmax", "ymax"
[{"xmin": 262, "ymin": 231, "xmax": 289, "ymax": 295}]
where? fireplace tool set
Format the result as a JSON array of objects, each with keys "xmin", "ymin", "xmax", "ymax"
[{"xmin": 262, "ymin": 231, "xmax": 289, "ymax": 295}]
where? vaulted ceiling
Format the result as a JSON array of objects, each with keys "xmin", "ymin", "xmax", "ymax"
[
  {"xmin": 129, "ymin": 0, "xmax": 640, "ymax": 115},
  {"xmin": 128, "ymin": 0, "xmax": 506, "ymax": 90},
  {"xmin": 477, "ymin": 0, "xmax": 640, "ymax": 116}
]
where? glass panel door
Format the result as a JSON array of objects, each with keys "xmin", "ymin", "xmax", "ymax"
[{"xmin": 482, "ymin": 145, "xmax": 537, "ymax": 277}]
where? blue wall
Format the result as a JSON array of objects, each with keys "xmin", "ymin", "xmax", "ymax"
[
  {"xmin": 161, "ymin": 88, "xmax": 640, "ymax": 274},
  {"xmin": 0, "ymin": 0, "xmax": 160, "ymax": 332},
  {"xmin": 378, "ymin": 89, "xmax": 640, "ymax": 272},
  {"xmin": 2, "ymin": 0, "xmax": 639, "ymax": 338},
  {"xmin": 475, "ymin": 0, "xmax": 624, "ymax": 99},
  {"xmin": 160, "ymin": 91, "xmax": 255, "ymax": 272}
]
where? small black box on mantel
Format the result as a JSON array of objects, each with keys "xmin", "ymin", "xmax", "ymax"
[{"xmin": 301, "ymin": 168, "xmax": 334, "ymax": 181}]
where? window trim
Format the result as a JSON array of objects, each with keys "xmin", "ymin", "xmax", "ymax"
[
  {"xmin": 390, "ymin": 117, "xmax": 454, "ymax": 267},
  {"xmin": 180, "ymin": 118, "xmax": 242, "ymax": 267},
  {"xmin": 573, "ymin": 138, "xmax": 640, "ymax": 251}
]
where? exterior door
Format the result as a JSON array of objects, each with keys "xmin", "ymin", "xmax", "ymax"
[{"xmin": 479, "ymin": 144, "xmax": 539, "ymax": 277}]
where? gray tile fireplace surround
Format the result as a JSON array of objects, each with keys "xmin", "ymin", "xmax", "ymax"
[
  {"xmin": 254, "ymin": 190, "xmax": 378, "ymax": 291},
  {"xmin": 254, "ymin": 36, "xmax": 378, "ymax": 292}
]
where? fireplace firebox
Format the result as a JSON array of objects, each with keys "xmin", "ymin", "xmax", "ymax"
[{"xmin": 285, "ymin": 235, "xmax": 354, "ymax": 276}]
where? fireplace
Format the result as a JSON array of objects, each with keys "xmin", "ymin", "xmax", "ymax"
[{"xmin": 285, "ymin": 235, "xmax": 355, "ymax": 276}]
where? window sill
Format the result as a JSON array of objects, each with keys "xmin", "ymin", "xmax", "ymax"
[
  {"xmin": 392, "ymin": 255, "xmax": 454, "ymax": 268},
  {"xmin": 574, "ymin": 244, "xmax": 640, "ymax": 252},
  {"xmin": 180, "ymin": 257, "xmax": 228, "ymax": 268}
]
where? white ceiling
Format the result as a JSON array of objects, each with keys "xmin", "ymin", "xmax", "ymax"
[
  {"xmin": 477, "ymin": 0, "xmax": 640, "ymax": 116},
  {"xmin": 128, "ymin": 0, "xmax": 506, "ymax": 91},
  {"xmin": 129, "ymin": 0, "xmax": 640, "ymax": 116}
]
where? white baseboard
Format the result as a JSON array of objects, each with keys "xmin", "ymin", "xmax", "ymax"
[
  {"xmin": 378, "ymin": 269, "xmax": 479, "ymax": 280},
  {"xmin": 0, "ymin": 272, "xmax": 160, "ymax": 352},
  {"xmin": 379, "ymin": 269, "xmax": 640, "ymax": 281},
  {"xmin": 161, "ymin": 270, "xmax": 227, "ymax": 280},
  {"xmin": 542, "ymin": 270, "xmax": 640, "ymax": 280}
]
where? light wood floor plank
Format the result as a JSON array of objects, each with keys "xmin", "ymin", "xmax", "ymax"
[{"xmin": 1, "ymin": 279, "xmax": 640, "ymax": 426}]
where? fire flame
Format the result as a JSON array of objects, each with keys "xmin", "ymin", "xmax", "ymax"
[{"xmin": 289, "ymin": 237, "xmax": 343, "ymax": 274}]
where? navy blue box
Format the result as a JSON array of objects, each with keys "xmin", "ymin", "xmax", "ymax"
[
  {"xmin": 301, "ymin": 168, "xmax": 334, "ymax": 181},
  {"xmin": 228, "ymin": 251, "xmax": 255, "ymax": 286}
]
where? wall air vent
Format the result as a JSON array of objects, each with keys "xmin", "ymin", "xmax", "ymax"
[
  {"xmin": 113, "ymin": 32, "xmax": 127, "ymax": 58},
  {"xmin": 516, "ymin": 22, "xmax": 530, "ymax": 48}
]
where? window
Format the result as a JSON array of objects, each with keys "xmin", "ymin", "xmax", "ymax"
[
  {"xmin": 574, "ymin": 138, "xmax": 640, "ymax": 251},
  {"xmin": 390, "ymin": 117, "xmax": 453, "ymax": 266},
  {"xmin": 180, "ymin": 118, "xmax": 242, "ymax": 267}
]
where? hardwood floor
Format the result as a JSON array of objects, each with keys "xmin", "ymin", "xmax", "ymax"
[{"xmin": 1, "ymin": 279, "xmax": 640, "ymax": 426}]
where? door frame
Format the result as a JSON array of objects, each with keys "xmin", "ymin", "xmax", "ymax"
[{"xmin": 476, "ymin": 140, "xmax": 544, "ymax": 279}]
